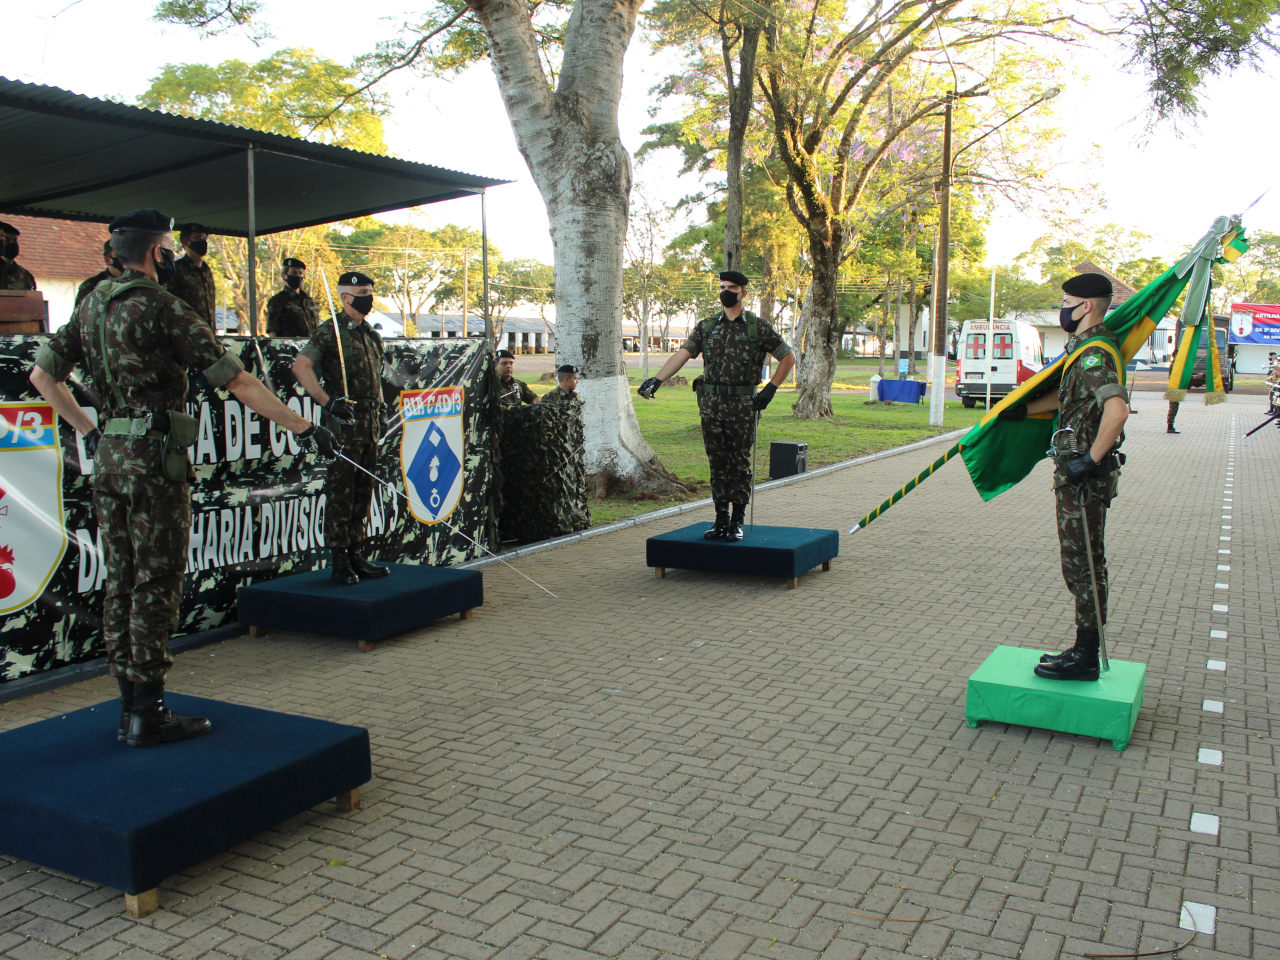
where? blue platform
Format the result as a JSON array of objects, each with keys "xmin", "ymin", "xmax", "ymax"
[
  {"xmin": 646, "ymin": 523, "xmax": 839, "ymax": 588},
  {"xmin": 0, "ymin": 695, "xmax": 370, "ymax": 913},
  {"xmin": 877, "ymin": 379, "xmax": 927, "ymax": 403},
  {"xmin": 238, "ymin": 563, "xmax": 483, "ymax": 650}
]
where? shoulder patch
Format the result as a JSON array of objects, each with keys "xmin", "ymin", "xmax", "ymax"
[{"xmin": 1084, "ymin": 356, "xmax": 1100, "ymax": 368}]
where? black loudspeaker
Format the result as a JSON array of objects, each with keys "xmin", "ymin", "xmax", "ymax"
[{"xmin": 769, "ymin": 441, "xmax": 808, "ymax": 479}]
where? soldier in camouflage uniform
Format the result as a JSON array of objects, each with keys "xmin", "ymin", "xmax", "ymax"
[
  {"xmin": 166, "ymin": 223, "xmax": 217, "ymax": 331},
  {"xmin": 292, "ymin": 270, "xmax": 390, "ymax": 585},
  {"xmin": 266, "ymin": 257, "xmax": 320, "ymax": 337},
  {"xmin": 539, "ymin": 363, "xmax": 581, "ymax": 407},
  {"xmin": 0, "ymin": 221, "xmax": 37, "ymax": 291},
  {"xmin": 495, "ymin": 348, "xmax": 536, "ymax": 409},
  {"xmin": 29, "ymin": 208, "xmax": 335, "ymax": 747},
  {"xmin": 74, "ymin": 241, "xmax": 124, "ymax": 311},
  {"xmin": 1000, "ymin": 272, "xmax": 1129, "ymax": 681},
  {"xmin": 639, "ymin": 269, "xmax": 794, "ymax": 541}
]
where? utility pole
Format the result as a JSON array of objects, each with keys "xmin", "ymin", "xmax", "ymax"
[{"xmin": 928, "ymin": 90, "xmax": 954, "ymax": 428}]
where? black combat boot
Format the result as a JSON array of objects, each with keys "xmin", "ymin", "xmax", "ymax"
[
  {"xmin": 116, "ymin": 676, "xmax": 133, "ymax": 743},
  {"xmin": 349, "ymin": 543, "xmax": 390, "ymax": 579},
  {"xmin": 1034, "ymin": 628, "xmax": 1100, "ymax": 681},
  {"xmin": 704, "ymin": 502, "xmax": 731, "ymax": 540},
  {"xmin": 727, "ymin": 503, "xmax": 746, "ymax": 542},
  {"xmin": 331, "ymin": 547, "xmax": 360, "ymax": 585},
  {"xmin": 1040, "ymin": 625, "xmax": 1088, "ymax": 664},
  {"xmin": 126, "ymin": 681, "xmax": 212, "ymax": 748}
]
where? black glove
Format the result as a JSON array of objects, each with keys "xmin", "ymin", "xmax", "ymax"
[
  {"xmin": 323, "ymin": 395, "xmax": 358, "ymax": 425},
  {"xmin": 298, "ymin": 424, "xmax": 338, "ymax": 458},
  {"xmin": 998, "ymin": 404, "xmax": 1027, "ymax": 422},
  {"xmin": 752, "ymin": 382, "xmax": 777, "ymax": 412},
  {"xmin": 1063, "ymin": 451, "xmax": 1099, "ymax": 484},
  {"xmin": 83, "ymin": 428, "xmax": 101, "ymax": 459},
  {"xmin": 638, "ymin": 377, "xmax": 661, "ymax": 400}
]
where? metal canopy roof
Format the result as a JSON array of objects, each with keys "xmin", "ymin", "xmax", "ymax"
[{"xmin": 0, "ymin": 76, "xmax": 510, "ymax": 236}]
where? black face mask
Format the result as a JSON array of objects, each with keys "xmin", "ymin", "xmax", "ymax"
[
  {"xmin": 348, "ymin": 294, "xmax": 374, "ymax": 316},
  {"xmin": 110, "ymin": 257, "xmax": 124, "ymax": 274},
  {"xmin": 187, "ymin": 238, "xmax": 208, "ymax": 257},
  {"xmin": 1059, "ymin": 303, "xmax": 1084, "ymax": 333},
  {"xmin": 285, "ymin": 274, "xmax": 303, "ymax": 290},
  {"xmin": 719, "ymin": 289, "xmax": 740, "ymax": 308},
  {"xmin": 155, "ymin": 247, "xmax": 177, "ymax": 285},
  {"xmin": 3, "ymin": 240, "xmax": 18, "ymax": 260}
]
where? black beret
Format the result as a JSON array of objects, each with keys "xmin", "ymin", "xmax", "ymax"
[
  {"xmin": 0, "ymin": 222, "xmax": 18, "ymax": 236},
  {"xmin": 338, "ymin": 271, "xmax": 375, "ymax": 287},
  {"xmin": 556, "ymin": 364, "xmax": 580, "ymax": 376},
  {"xmin": 178, "ymin": 222, "xmax": 208, "ymax": 237},
  {"xmin": 282, "ymin": 257, "xmax": 306, "ymax": 270},
  {"xmin": 495, "ymin": 349, "xmax": 516, "ymax": 359},
  {"xmin": 109, "ymin": 209, "xmax": 174, "ymax": 234},
  {"xmin": 719, "ymin": 270, "xmax": 749, "ymax": 286},
  {"xmin": 1061, "ymin": 272, "xmax": 1113, "ymax": 298}
]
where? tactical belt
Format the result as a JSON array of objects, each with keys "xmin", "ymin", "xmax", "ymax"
[
  {"xmin": 102, "ymin": 415, "xmax": 165, "ymax": 440},
  {"xmin": 696, "ymin": 381, "xmax": 755, "ymax": 397}
]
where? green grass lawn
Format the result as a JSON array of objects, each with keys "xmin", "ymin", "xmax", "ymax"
[{"xmin": 584, "ymin": 377, "xmax": 984, "ymax": 526}]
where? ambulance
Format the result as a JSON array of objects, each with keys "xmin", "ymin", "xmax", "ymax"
[{"xmin": 954, "ymin": 318, "xmax": 1044, "ymax": 407}]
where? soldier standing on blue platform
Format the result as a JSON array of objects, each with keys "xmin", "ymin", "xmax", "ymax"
[
  {"xmin": 999, "ymin": 272, "xmax": 1129, "ymax": 681},
  {"xmin": 291, "ymin": 271, "xmax": 390, "ymax": 585},
  {"xmin": 266, "ymin": 257, "xmax": 321, "ymax": 337},
  {"xmin": 638, "ymin": 269, "xmax": 794, "ymax": 542},
  {"xmin": 28, "ymin": 208, "xmax": 336, "ymax": 747}
]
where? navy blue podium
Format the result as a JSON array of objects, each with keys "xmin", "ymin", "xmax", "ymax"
[
  {"xmin": 238, "ymin": 563, "xmax": 483, "ymax": 651},
  {"xmin": 646, "ymin": 523, "xmax": 838, "ymax": 588},
  {"xmin": 0, "ymin": 695, "xmax": 370, "ymax": 917}
]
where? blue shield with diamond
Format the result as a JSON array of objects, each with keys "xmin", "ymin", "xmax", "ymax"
[{"xmin": 399, "ymin": 387, "xmax": 465, "ymax": 524}]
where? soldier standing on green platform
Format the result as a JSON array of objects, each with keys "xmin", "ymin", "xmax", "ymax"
[
  {"xmin": 266, "ymin": 257, "xmax": 320, "ymax": 337},
  {"xmin": 74, "ymin": 241, "xmax": 124, "ymax": 310},
  {"xmin": 0, "ymin": 221, "xmax": 37, "ymax": 290},
  {"xmin": 166, "ymin": 223, "xmax": 217, "ymax": 331},
  {"xmin": 28, "ymin": 208, "xmax": 336, "ymax": 747},
  {"xmin": 999, "ymin": 272, "xmax": 1128, "ymax": 681},
  {"xmin": 495, "ymin": 348, "xmax": 536, "ymax": 409},
  {"xmin": 291, "ymin": 270, "xmax": 390, "ymax": 585},
  {"xmin": 638, "ymin": 269, "xmax": 794, "ymax": 542}
]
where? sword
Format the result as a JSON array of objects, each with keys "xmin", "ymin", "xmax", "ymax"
[
  {"xmin": 319, "ymin": 268, "xmax": 350, "ymax": 397},
  {"xmin": 1243, "ymin": 410, "xmax": 1280, "ymax": 438},
  {"xmin": 750, "ymin": 411, "xmax": 759, "ymax": 530},
  {"xmin": 328, "ymin": 447, "xmax": 558, "ymax": 599}
]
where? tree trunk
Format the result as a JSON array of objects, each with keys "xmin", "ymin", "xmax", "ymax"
[
  {"xmin": 722, "ymin": 25, "xmax": 760, "ymax": 273},
  {"xmin": 791, "ymin": 229, "xmax": 839, "ymax": 419},
  {"xmin": 467, "ymin": 0, "xmax": 687, "ymax": 494}
]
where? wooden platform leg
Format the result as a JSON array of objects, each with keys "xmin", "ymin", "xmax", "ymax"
[
  {"xmin": 248, "ymin": 625, "xmax": 267, "ymax": 638},
  {"xmin": 125, "ymin": 889, "xmax": 158, "ymax": 918},
  {"xmin": 336, "ymin": 787, "xmax": 362, "ymax": 812},
  {"xmin": 821, "ymin": 560, "xmax": 831, "ymax": 572},
  {"xmin": 459, "ymin": 609, "xmax": 473, "ymax": 620},
  {"xmin": 786, "ymin": 577, "xmax": 798, "ymax": 589},
  {"xmin": 655, "ymin": 567, "xmax": 665, "ymax": 579},
  {"xmin": 357, "ymin": 640, "xmax": 375, "ymax": 653}
]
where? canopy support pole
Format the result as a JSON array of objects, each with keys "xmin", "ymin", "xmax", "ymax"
[
  {"xmin": 481, "ymin": 188, "xmax": 493, "ymax": 346},
  {"xmin": 247, "ymin": 144, "xmax": 258, "ymax": 335}
]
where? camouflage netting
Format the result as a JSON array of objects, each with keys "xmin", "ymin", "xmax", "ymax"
[
  {"xmin": 498, "ymin": 400, "xmax": 590, "ymax": 542},
  {"xmin": 0, "ymin": 334, "xmax": 499, "ymax": 683}
]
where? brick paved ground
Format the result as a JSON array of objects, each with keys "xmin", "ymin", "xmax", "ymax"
[{"xmin": 2, "ymin": 394, "xmax": 1277, "ymax": 960}]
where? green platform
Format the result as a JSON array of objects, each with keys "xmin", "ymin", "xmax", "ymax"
[{"xmin": 966, "ymin": 645, "xmax": 1146, "ymax": 751}]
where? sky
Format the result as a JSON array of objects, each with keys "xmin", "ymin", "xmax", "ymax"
[{"xmin": 6, "ymin": 0, "xmax": 1279, "ymax": 272}]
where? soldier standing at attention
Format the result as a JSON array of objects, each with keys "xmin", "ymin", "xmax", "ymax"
[
  {"xmin": 167, "ymin": 223, "xmax": 217, "ymax": 331},
  {"xmin": 637, "ymin": 269, "xmax": 794, "ymax": 542},
  {"xmin": 266, "ymin": 257, "xmax": 321, "ymax": 337},
  {"xmin": 28, "ymin": 208, "xmax": 336, "ymax": 747},
  {"xmin": 74, "ymin": 241, "xmax": 124, "ymax": 310},
  {"xmin": 538, "ymin": 364, "xmax": 581, "ymax": 406},
  {"xmin": 494, "ymin": 348, "xmax": 537, "ymax": 409},
  {"xmin": 0, "ymin": 221, "xmax": 37, "ymax": 290},
  {"xmin": 999, "ymin": 272, "xmax": 1128, "ymax": 681},
  {"xmin": 291, "ymin": 271, "xmax": 390, "ymax": 585}
]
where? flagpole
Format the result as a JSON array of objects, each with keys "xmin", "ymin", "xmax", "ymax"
[{"xmin": 849, "ymin": 442, "xmax": 962, "ymax": 533}]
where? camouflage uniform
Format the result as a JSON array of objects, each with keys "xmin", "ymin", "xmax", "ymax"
[
  {"xmin": 34, "ymin": 269, "xmax": 244, "ymax": 683},
  {"xmin": 0, "ymin": 259, "xmax": 36, "ymax": 290},
  {"xmin": 497, "ymin": 375, "xmax": 537, "ymax": 409},
  {"xmin": 682, "ymin": 310, "xmax": 790, "ymax": 505},
  {"xmin": 1054, "ymin": 327, "xmax": 1126, "ymax": 630},
  {"xmin": 166, "ymin": 256, "xmax": 217, "ymax": 330},
  {"xmin": 299, "ymin": 315, "xmax": 386, "ymax": 548},
  {"xmin": 266, "ymin": 287, "xmax": 320, "ymax": 338},
  {"xmin": 75, "ymin": 270, "xmax": 114, "ymax": 310}
]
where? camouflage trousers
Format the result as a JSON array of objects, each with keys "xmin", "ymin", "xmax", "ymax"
[
  {"xmin": 698, "ymin": 396, "xmax": 755, "ymax": 505},
  {"xmin": 1055, "ymin": 482, "xmax": 1111, "ymax": 630},
  {"xmin": 325, "ymin": 437, "xmax": 376, "ymax": 548},
  {"xmin": 94, "ymin": 473, "xmax": 191, "ymax": 684}
]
